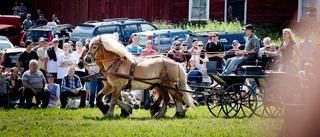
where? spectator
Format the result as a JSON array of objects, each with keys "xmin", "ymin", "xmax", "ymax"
[
  {"xmin": 126, "ymin": 34, "xmax": 142, "ymax": 54},
  {"xmin": 0, "ymin": 66, "xmax": 8, "ymax": 100},
  {"xmin": 37, "ymin": 38, "xmax": 49, "ymax": 75},
  {"xmin": 186, "ymin": 58, "xmax": 198, "ymax": 73},
  {"xmin": 17, "ymin": 40, "xmax": 39, "ymax": 73},
  {"xmin": 194, "ymin": 41, "xmax": 207, "ymax": 70},
  {"xmin": 57, "ymin": 43, "xmax": 76, "ymax": 85},
  {"xmin": 22, "ymin": 14, "xmax": 33, "ymax": 31},
  {"xmin": 44, "ymin": 38, "xmax": 64, "ymax": 82},
  {"xmin": 12, "ymin": 1, "xmax": 19, "ymax": 16},
  {"xmin": 224, "ymin": 40, "xmax": 241, "ymax": 61},
  {"xmin": 22, "ymin": 60, "xmax": 49, "ymax": 109},
  {"xmin": 6, "ymin": 67, "xmax": 23, "ymax": 107},
  {"xmin": 68, "ymin": 41, "xmax": 74, "ymax": 53},
  {"xmin": 60, "ymin": 66, "xmax": 86, "ymax": 108},
  {"xmin": 32, "ymin": 9, "xmax": 41, "ymax": 23},
  {"xmin": 32, "ymin": 37, "xmax": 44, "ymax": 52},
  {"xmin": 188, "ymin": 38, "xmax": 198, "ymax": 54},
  {"xmin": 18, "ymin": 2, "xmax": 27, "ymax": 22},
  {"xmin": 181, "ymin": 41, "xmax": 191, "ymax": 63},
  {"xmin": 72, "ymin": 41, "xmax": 86, "ymax": 86},
  {"xmin": 167, "ymin": 41, "xmax": 187, "ymax": 65},
  {"xmin": 222, "ymin": 24, "xmax": 260, "ymax": 75},
  {"xmin": 270, "ymin": 28, "xmax": 300, "ymax": 74},
  {"xmin": 35, "ymin": 14, "xmax": 48, "ymax": 26},
  {"xmin": 258, "ymin": 37, "xmax": 272, "ymax": 57},
  {"xmin": 52, "ymin": 14, "xmax": 60, "ymax": 25},
  {"xmin": 299, "ymin": 31, "xmax": 314, "ymax": 65},
  {"xmin": 142, "ymin": 40, "xmax": 157, "ymax": 55},
  {"xmin": 205, "ymin": 32, "xmax": 225, "ymax": 69},
  {"xmin": 45, "ymin": 74, "xmax": 60, "ymax": 108},
  {"xmin": 174, "ymin": 36, "xmax": 181, "ymax": 42}
]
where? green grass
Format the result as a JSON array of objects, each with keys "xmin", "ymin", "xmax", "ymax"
[{"xmin": 0, "ymin": 106, "xmax": 282, "ymax": 137}]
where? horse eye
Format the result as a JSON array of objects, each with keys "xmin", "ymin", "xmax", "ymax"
[{"xmin": 92, "ymin": 46, "xmax": 97, "ymax": 49}]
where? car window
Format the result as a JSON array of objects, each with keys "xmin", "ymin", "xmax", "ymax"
[
  {"xmin": 7, "ymin": 27, "xmax": 20, "ymax": 37},
  {"xmin": 153, "ymin": 34, "xmax": 171, "ymax": 45},
  {"xmin": 25, "ymin": 31, "xmax": 48, "ymax": 43},
  {"xmin": 5, "ymin": 52, "xmax": 21, "ymax": 68},
  {"xmin": 140, "ymin": 24, "xmax": 157, "ymax": 32},
  {"xmin": 72, "ymin": 25, "xmax": 95, "ymax": 37},
  {"xmin": 123, "ymin": 24, "xmax": 138, "ymax": 38},
  {"xmin": 96, "ymin": 26, "xmax": 119, "ymax": 35},
  {"xmin": 0, "ymin": 43, "xmax": 13, "ymax": 49},
  {"xmin": 138, "ymin": 35, "xmax": 149, "ymax": 46},
  {"xmin": 0, "ymin": 29, "xmax": 6, "ymax": 36}
]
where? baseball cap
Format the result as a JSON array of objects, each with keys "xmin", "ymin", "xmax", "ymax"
[
  {"xmin": 52, "ymin": 38, "xmax": 59, "ymax": 42},
  {"xmin": 172, "ymin": 41, "xmax": 181, "ymax": 45},
  {"xmin": 41, "ymin": 38, "xmax": 49, "ymax": 43},
  {"xmin": 182, "ymin": 41, "xmax": 187, "ymax": 45},
  {"xmin": 192, "ymin": 38, "xmax": 198, "ymax": 43},
  {"xmin": 242, "ymin": 24, "xmax": 254, "ymax": 30},
  {"xmin": 232, "ymin": 40, "xmax": 239, "ymax": 44}
]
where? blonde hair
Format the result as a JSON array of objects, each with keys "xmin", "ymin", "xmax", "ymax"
[{"xmin": 283, "ymin": 28, "xmax": 296, "ymax": 43}]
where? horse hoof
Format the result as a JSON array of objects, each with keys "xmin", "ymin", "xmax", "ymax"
[
  {"xmin": 120, "ymin": 109, "xmax": 130, "ymax": 117},
  {"xmin": 174, "ymin": 112, "xmax": 186, "ymax": 118},
  {"xmin": 98, "ymin": 104, "xmax": 110, "ymax": 115}
]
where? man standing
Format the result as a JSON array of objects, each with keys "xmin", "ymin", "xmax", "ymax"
[
  {"xmin": 205, "ymin": 32, "xmax": 225, "ymax": 69},
  {"xmin": 22, "ymin": 14, "xmax": 33, "ymax": 30},
  {"xmin": 17, "ymin": 40, "xmax": 39, "ymax": 73},
  {"xmin": 126, "ymin": 34, "xmax": 142, "ymax": 54},
  {"xmin": 52, "ymin": 14, "xmax": 60, "ymax": 25},
  {"xmin": 222, "ymin": 24, "xmax": 260, "ymax": 75},
  {"xmin": 44, "ymin": 38, "xmax": 63, "ymax": 83},
  {"xmin": 60, "ymin": 66, "xmax": 87, "ymax": 108},
  {"xmin": 299, "ymin": 31, "xmax": 314, "ymax": 66},
  {"xmin": 37, "ymin": 38, "xmax": 49, "ymax": 75},
  {"xmin": 22, "ymin": 60, "xmax": 49, "ymax": 109},
  {"xmin": 35, "ymin": 14, "xmax": 48, "ymax": 26}
]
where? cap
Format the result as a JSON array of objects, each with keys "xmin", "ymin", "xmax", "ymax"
[
  {"xmin": 41, "ymin": 38, "xmax": 49, "ymax": 43},
  {"xmin": 52, "ymin": 38, "xmax": 59, "ymax": 42},
  {"xmin": 192, "ymin": 38, "xmax": 198, "ymax": 43},
  {"xmin": 47, "ymin": 74, "xmax": 55, "ymax": 78},
  {"xmin": 242, "ymin": 24, "xmax": 254, "ymax": 30},
  {"xmin": 182, "ymin": 41, "xmax": 187, "ymax": 45},
  {"xmin": 68, "ymin": 41, "xmax": 74, "ymax": 45},
  {"xmin": 172, "ymin": 41, "xmax": 181, "ymax": 45},
  {"xmin": 232, "ymin": 40, "xmax": 239, "ymax": 44},
  {"xmin": 174, "ymin": 36, "xmax": 181, "ymax": 40}
]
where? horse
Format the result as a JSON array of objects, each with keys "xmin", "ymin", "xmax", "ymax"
[{"xmin": 83, "ymin": 34, "xmax": 195, "ymax": 118}]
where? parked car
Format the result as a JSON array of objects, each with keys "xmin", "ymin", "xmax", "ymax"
[
  {"xmin": 0, "ymin": 15, "xmax": 21, "ymax": 30},
  {"xmin": 0, "ymin": 24, "xmax": 24, "ymax": 46},
  {"xmin": 134, "ymin": 29, "xmax": 193, "ymax": 53},
  {"xmin": 0, "ymin": 47, "xmax": 25, "ymax": 71},
  {"xmin": 20, "ymin": 23, "xmax": 75, "ymax": 48},
  {"xmin": 70, "ymin": 18, "xmax": 159, "ymax": 45},
  {"xmin": 0, "ymin": 36, "xmax": 9, "ymax": 41},
  {"xmin": 187, "ymin": 32, "xmax": 247, "ymax": 50},
  {"xmin": 0, "ymin": 40, "xmax": 14, "ymax": 49}
]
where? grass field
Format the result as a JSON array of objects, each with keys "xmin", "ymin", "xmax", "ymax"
[{"xmin": 0, "ymin": 106, "xmax": 282, "ymax": 137}]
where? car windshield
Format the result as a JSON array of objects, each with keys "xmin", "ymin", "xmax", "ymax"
[
  {"xmin": 25, "ymin": 31, "xmax": 49, "ymax": 43},
  {"xmin": 72, "ymin": 25, "xmax": 95, "ymax": 37},
  {"xmin": 0, "ymin": 43, "xmax": 13, "ymax": 49},
  {"xmin": 138, "ymin": 34, "xmax": 171, "ymax": 46}
]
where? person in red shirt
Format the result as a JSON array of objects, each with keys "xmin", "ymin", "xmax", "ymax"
[{"xmin": 142, "ymin": 40, "xmax": 157, "ymax": 56}]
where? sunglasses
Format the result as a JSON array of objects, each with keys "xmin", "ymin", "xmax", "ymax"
[
  {"xmin": 182, "ymin": 44, "xmax": 188, "ymax": 46},
  {"xmin": 175, "ymin": 44, "xmax": 181, "ymax": 46},
  {"xmin": 198, "ymin": 45, "xmax": 203, "ymax": 47},
  {"xmin": 212, "ymin": 36, "xmax": 217, "ymax": 37}
]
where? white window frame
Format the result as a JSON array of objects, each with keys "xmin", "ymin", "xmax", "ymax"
[
  {"xmin": 298, "ymin": 0, "xmax": 320, "ymax": 22},
  {"xmin": 188, "ymin": 0, "xmax": 210, "ymax": 21}
]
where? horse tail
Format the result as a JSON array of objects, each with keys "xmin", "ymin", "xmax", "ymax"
[{"xmin": 177, "ymin": 63, "xmax": 195, "ymax": 108}]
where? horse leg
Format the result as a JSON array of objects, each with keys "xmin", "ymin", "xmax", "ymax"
[
  {"xmin": 106, "ymin": 89, "xmax": 119, "ymax": 116},
  {"xmin": 153, "ymin": 88, "xmax": 170, "ymax": 118},
  {"xmin": 117, "ymin": 98, "xmax": 132, "ymax": 117},
  {"xmin": 97, "ymin": 81, "xmax": 112, "ymax": 115},
  {"xmin": 168, "ymin": 89, "xmax": 186, "ymax": 118},
  {"xmin": 150, "ymin": 88, "xmax": 161, "ymax": 117}
]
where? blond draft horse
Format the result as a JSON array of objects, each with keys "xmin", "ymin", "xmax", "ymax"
[{"xmin": 84, "ymin": 34, "xmax": 195, "ymax": 118}]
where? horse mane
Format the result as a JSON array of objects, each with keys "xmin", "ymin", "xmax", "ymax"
[{"xmin": 90, "ymin": 34, "xmax": 135, "ymax": 62}]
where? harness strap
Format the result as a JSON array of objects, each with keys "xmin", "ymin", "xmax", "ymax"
[{"xmin": 124, "ymin": 59, "xmax": 137, "ymax": 91}]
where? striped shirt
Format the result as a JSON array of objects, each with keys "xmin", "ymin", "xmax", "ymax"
[
  {"xmin": 61, "ymin": 75, "xmax": 82, "ymax": 92},
  {"xmin": 22, "ymin": 70, "xmax": 46, "ymax": 92}
]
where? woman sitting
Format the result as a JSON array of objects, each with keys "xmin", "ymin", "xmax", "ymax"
[{"xmin": 45, "ymin": 74, "xmax": 60, "ymax": 108}]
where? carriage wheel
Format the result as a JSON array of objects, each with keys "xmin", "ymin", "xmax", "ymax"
[
  {"xmin": 205, "ymin": 92, "xmax": 224, "ymax": 117},
  {"xmin": 263, "ymin": 84, "xmax": 296, "ymax": 118},
  {"xmin": 221, "ymin": 85, "xmax": 242, "ymax": 118},
  {"xmin": 250, "ymin": 89, "xmax": 267, "ymax": 117}
]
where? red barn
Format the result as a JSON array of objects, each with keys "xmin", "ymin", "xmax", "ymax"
[{"xmin": 0, "ymin": 0, "xmax": 319, "ymax": 26}]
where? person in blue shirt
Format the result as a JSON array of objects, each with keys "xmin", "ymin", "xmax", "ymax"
[{"xmin": 126, "ymin": 34, "xmax": 143, "ymax": 54}]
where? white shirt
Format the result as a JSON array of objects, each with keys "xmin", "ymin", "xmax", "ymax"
[
  {"xmin": 72, "ymin": 51, "xmax": 85, "ymax": 72},
  {"xmin": 44, "ymin": 48, "xmax": 64, "ymax": 73},
  {"xmin": 37, "ymin": 47, "xmax": 47, "ymax": 70},
  {"xmin": 57, "ymin": 53, "xmax": 76, "ymax": 79}
]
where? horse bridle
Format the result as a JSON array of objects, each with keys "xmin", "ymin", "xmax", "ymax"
[{"xmin": 86, "ymin": 43, "xmax": 101, "ymax": 62}]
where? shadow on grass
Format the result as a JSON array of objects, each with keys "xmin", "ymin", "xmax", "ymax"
[{"xmin": 83, "ymin": 115, "xmax": 188, "ymax": 121}]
